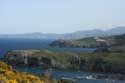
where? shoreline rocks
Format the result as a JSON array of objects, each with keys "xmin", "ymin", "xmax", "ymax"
[{"xmin": 4, "ymin": 49, "xmax": 125, "ymax": 75}]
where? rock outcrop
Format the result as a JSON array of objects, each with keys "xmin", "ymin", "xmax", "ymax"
[
  {"xmin": 5, "ymin": 49, "xmax": 79, "ymax": 69},
  {"xmin": 4, "ymin": 49, "xmax": 125, "ymax": 74}
]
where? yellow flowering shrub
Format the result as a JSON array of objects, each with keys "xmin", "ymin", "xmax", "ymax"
[
  {"xmin": 0, "ymin": 61, "xmax": 46, "ymax": 83},
  {"xmin": 0, "ymin": 61, "xmax": 12, "ymax": 70},
  {"xmin": 6, "ymin": 79, "xmax": 18, "ymax": 83},
  {"xmin": 0, "ymin": 61, "xmax": 63, "ymax": 83}
]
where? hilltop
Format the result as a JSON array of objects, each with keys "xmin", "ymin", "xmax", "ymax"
[{"xmin": 49, "ymin": 34, "xmax": 125, "ymax": 50}]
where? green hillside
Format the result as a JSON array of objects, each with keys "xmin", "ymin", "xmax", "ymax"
[{"xmin": 49, "ymin": 34, "xmax": 125, "ymax": 48}]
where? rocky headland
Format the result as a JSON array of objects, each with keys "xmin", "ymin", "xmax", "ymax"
[
  {"xmin": 4, "ymin": 49, "xmax": 125, "ymax": 74},
  {"xmin": 49, "ymin": 34, "xmax": 125, "ymax": 48}
]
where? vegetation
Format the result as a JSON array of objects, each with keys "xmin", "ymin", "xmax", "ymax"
[
  {"xmin": 0, "ymin": 61, "xmax": 75, "ymax": 83},
  {"xmin": 78, "ymin": 52, "xmax": 125, "ymax": 73},
  {"xmin": 108, "ymin": 45, "xmax": 125, "ymax": 52},
  {"xmin": 5, "ymin": 49, "xmax": 125, "ymax": 74},
  {"xmin": 49, "ymin": 34, "xmax": 125, "ymax": 48},
  {"xmin": 2, "ymin": 34, "xmax": 125, "ymax": 82},
  {"xmin": 47, "ymin": 34, "xmax": 125, "ymax": 74}
]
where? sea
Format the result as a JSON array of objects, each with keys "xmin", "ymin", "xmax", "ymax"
[{"xmin": 0, "ymin": 38, "xmax": 124, "ymax": 83}]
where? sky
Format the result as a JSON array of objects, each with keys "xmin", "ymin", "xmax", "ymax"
[{"xmin": 0, "ymin": 0, "xmax": 125, "ymax": 34}]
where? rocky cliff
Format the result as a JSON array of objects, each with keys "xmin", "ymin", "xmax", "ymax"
[
  {"xmin": 5, "ymin": 49, "xmax": 79, "ymax": 69},
  {"xmin": 4, "ymin": 49, "xmax": 125, "ymax": 74}
]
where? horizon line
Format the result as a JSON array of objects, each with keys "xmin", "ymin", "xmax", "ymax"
[{"xmin": 0, "ymin": 26, "xmax": 124, "ymax": 35}]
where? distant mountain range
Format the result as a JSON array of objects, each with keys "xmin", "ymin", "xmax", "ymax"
[{"xmin": 0, "ymin": 27, "xmax": 125, "ymax": 39}]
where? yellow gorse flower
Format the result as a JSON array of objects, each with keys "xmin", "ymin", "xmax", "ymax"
[{"xmin": 6, "ymin": 79, "xmax": 18, "ymax": 83}]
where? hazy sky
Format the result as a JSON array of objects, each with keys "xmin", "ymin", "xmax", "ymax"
[{"xmin": 0, "ymin": 0, "xmax": 125, "ymax": 34}]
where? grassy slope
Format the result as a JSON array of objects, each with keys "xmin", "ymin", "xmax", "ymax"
[
  {"xmin": 78, "ymin": 52, "xmax": 125, "ymax": 72},
  {"xmin": 0, "ymin": 61, "xmax": 45, "ymax": 83},
  {"xmin": 50, "ymin": 34, "xmax": 125, "ymax": 48}
]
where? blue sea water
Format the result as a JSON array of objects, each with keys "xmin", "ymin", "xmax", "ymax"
[
  {"xmin": 0, "ymin": 38, "xmax": 95, "ymax": 58},
  {"xmin": 0, "ymin": 38, "xmax": 124, "ymax": 83},
  {"xmin": 16, "ymin": 67, "xmax": 125, "ymax": 83}
]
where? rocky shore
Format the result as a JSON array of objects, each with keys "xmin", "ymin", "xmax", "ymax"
[{"xmin": 4, "ymin": 49, "xmax": 125, "ymax": 74}]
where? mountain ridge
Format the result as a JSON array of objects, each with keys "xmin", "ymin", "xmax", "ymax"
[{"xmin": 0, "ymin": 27, "xmax": 125, "ymax": 39}]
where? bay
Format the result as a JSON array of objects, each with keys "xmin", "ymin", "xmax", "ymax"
[
  {"xmin": 0, "ymin": 38, "xmax": 124, "ymax": 83},
  {"xmin": 0, "ymin": 38, "xmax": 95, "ymax": 58}
]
